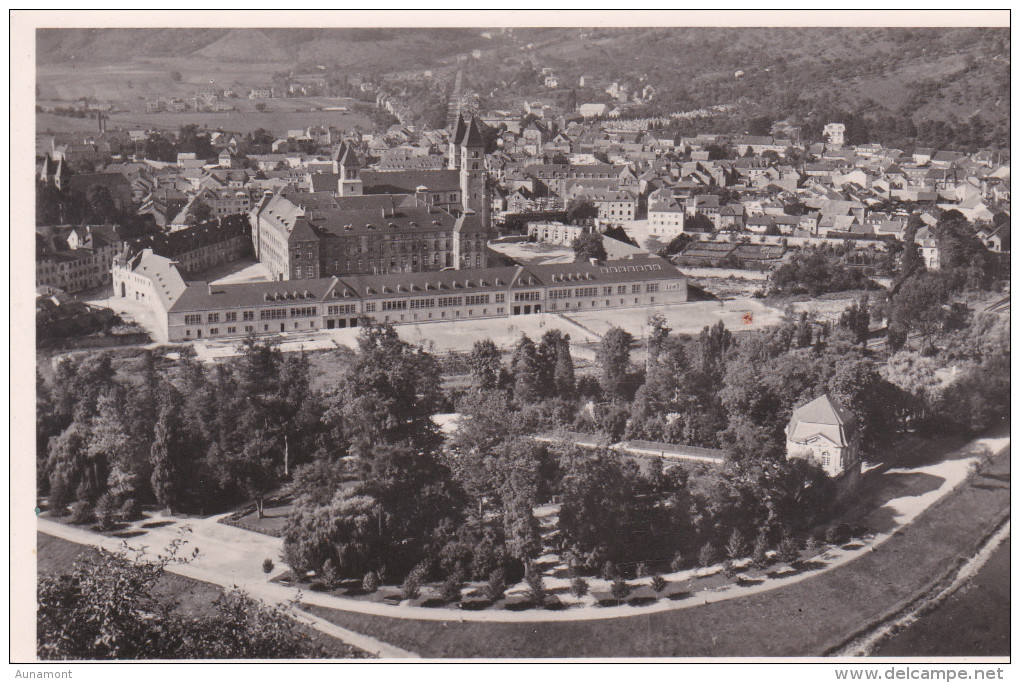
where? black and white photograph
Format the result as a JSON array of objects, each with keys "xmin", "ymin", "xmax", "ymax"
[{"xmin": 10, "ymin": 9, "xmax": 1011, "ymax": 670}]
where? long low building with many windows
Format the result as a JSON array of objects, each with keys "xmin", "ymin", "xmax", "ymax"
[{"xmin": 114, "ymin": 250, "xmax": 687, "ymax": 342}]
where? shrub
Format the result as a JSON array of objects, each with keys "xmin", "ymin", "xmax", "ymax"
[
  {"xmin": 321, "ymin": 559, "xmax": 341, "ymax": 590},
  {"xmin": 70, "ymin": 501, "xmax": 94, "ymax": 525},
  {"xmin": 669, "ymin": 551, "xmax": 685, "ymax": 573},
  {"xmin": 826, "ymin": 523, "xmax": 853, "ymax": 545},
  {"xmin": 635, "ymin": 562, "xmax": 650, "ymax": 578},
  {"xmin": 362, "ymin": 570, "xmax": 379, "ymax": 594},
  {"xmin": 401, "ymin": 572, "xmax": 422, "ymax": 600},
  {"xmin": 94, "ymin": 494, "xmax": 118, "ymax": 531},
  {"xmin": 525, "ymin": 565, "xmax": 546, "ymax": 607},
  {"xmin": 610, "ymin": 578, "xmax": 631, "ymax": 600},
  {"xmin": 262, "ymin": 558, "xmax": 275, "ymax": 575},
  {"xmin": 650, "ymin": 574, "xmax": 667, "ymax": 593},
  {"xmin": 776, "ymin": 534, "xmax": 800, "ymax": 565},
  {"xmin": 601, "ymin": 560, "xmax": 619, "ymax": 580},
  {"xmin": 851, "ymin": 525, "xmax": 871, "ymax": 539},
  {"xmin": 570, "ymin": 576, "xmax": 589, "ymax": 598},
  {"xmin": 440, "ymin": 570, "xmax": 464, "ymax": 603},
  {"xmin": 723, "ymin": 559, "xmax": 738, "ymax": 577},
  {"xmin": 119, "ymin": 498, "xmax": 141, "ymax": 522},
  {"xmin": 751, "ymin": 533, "xmax": 770, "ymax": 569},
  {"xmin": 725, "ymin": 528, "xmax": 750, "ymax": 560},
  {"xmin": 697, "ymin": 542, "xmax": 719, "ymax": 568},
  {"xmin": 486, "ymin": 568, "xmax": 506, "ymax": 602},
  {"xmin": 401, "ymin": 562, "xmax": 429, "ymax": 600}
]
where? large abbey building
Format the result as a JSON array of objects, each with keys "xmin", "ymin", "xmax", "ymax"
[{"xmin": 250, "ymin": 116, "xmax": 491, "ymax": 282}]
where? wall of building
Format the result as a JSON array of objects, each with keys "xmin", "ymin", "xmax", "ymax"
[
  {"xmin": 163, "ymin": 271, "xmax": 688, "ymax": 342},
  {"xmin": 36, "ymin": 244, "xmax": 118, "ymax": 294},
  {"xmin": 648, "ymin": 211, "xmax": 685, "ymax": 237},
  {"xmin": 173, "ymin": 234, "xmax": 252, "ymax": 274},
  {"xmin": 112, "ymin": 262, "xmax": 170, "ymax": 340}
]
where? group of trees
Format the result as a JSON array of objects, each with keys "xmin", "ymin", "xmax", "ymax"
[
  {"xmin": 768, "ymin": 245, "xmax": 878, "ymax": 297},
  {"xmin": 572, "ymin": 230, "xmax": 607, "ymax": 263},
  {"xmin": 446, "ymin": 316, "xmax": 869, "ymax": 573},
  {"xmin": 887, "ymin": 210, "xmax": 1003, "ymax": 351},
  {"xmin": 38, "ymin": 337, "xmax": 320, "ymax": 524},
  {"xmin": 36, "ymin": 181, "xmax": 135, "ymax": 226}
]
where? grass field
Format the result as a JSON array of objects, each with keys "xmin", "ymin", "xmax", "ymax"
[
  {"xmin": 872, "ymin": 537, "xmax": 1010, "ymax": 657},
  {"xmin": 221, "ymin": 503, "xmax": 294, "ymax": 538},
  {"xmin": 36, "ymin": 532, "xmax": 371, "ymax": 659},
  {"xmin": 304, "ymin": 445, "xmax": 1009, "ymax": 657}
]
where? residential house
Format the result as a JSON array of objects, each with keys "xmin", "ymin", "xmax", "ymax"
[{"xmin": 785, "ymin": 394, "xmax": 862, "ymax": 497}]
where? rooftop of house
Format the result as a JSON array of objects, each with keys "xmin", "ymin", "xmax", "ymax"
[
  {"xmin": 121, "ymin": 248, "xmax": 187, "ymax": 311},
  {"xmin": 786, "ymin": 394, "xmax": 855, "ymax": 447}
]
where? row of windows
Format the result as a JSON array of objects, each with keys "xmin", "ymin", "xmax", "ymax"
[
  {"xmin": 178, "ymin": 281, "xmax": 679, "ymax": 329},
  {"xmin": 260, "ymin": 308, "xmax": 287, "ymax": 320},
  {"xmin": 378, "ymin": 307, "xmax": 507, "ymax": 324},
  {"xmin": 530, "ymin": 283, "xmax": 656, "ymax": 301},
  {"xmin": 549, "ymin": 297, "xmax": 656, "ymax": 311}
]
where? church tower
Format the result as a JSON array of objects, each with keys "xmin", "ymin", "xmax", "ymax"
[
  {"xmin": 333, "ymin": 141, "xmax": 363, "ymax": 197},
  {"xmin": 459, "ymin": 116, "xmax": 490, "ymax": 230},
  {"xmin": 448, "ymin": 113, "xmax": 466, "ymax": 170}
]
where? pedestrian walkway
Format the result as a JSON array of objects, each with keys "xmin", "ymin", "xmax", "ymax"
[{"xmin": 38, "ymin": 430, "xmax": 1008, "ymax": 627}]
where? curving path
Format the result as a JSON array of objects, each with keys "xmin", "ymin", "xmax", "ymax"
[{"xmin": 37, "ymin": 430, "xmax": 1009, "ymax": 656}]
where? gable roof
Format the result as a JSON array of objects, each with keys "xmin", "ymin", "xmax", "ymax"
[
  {"xmin": 786, "ymin": 394, "xmax": 855, "ymax": 447},
  {"xmin": 124, "ymin": 248, "xmax": 187, "ymax": 311}
]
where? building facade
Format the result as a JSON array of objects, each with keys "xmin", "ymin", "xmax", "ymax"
[
  {"xmin": 785, "ymin": 394, "xmax": 862, "ymax": 498},
  {"xmin": 528, "ymin": 221, "xmax": 589, "ymax": 245},
  {"xmin": 123, "ymin": 253, "xmax": 687, "ymax": 342},
  {"xmin": 647, "ymin": 200, "xmax": 686, "ymax": 237},
  {"xmin": 250, "ymin": 193, "xmax": 490, "ymax": 281}
]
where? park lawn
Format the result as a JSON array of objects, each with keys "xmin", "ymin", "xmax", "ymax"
[
  {"xmin": 36, "ymin": 533, "xmax": 372, "ymax": 659},
  {"xmin": 872, "ymin": 538, "xmax": 1010, "ymax": 657},
  {"xmin": 303, "ymin": 446, "xmax": 1009, "ymax": 658},
  {"xmin": 221, "ymin": 503, "xmax": 294, "ymax": 537}
]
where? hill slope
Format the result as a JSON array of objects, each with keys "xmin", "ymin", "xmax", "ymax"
[{"xmin": 36, "ymin": 27, "xmax": 1009, "ymax": 148}]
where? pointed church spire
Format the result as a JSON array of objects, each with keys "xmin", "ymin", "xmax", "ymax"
[
  {"xmin": 451, "ymin": 112, "xmax": 466, "ymax": 141},
  {"xmin": 460, "ymin": 116, "xmax": 486, "ymax": 148}
]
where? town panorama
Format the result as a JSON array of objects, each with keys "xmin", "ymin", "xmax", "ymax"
[{"xmin": 31, "ymin": 24, "xmax": 1009, "ymax": 662}]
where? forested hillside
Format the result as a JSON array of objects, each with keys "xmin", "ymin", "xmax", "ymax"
[{"xmin": 37, "ymin": 26, "xmax": 1009, "ymax": 148}]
